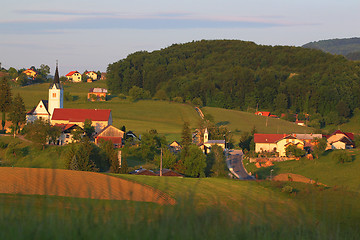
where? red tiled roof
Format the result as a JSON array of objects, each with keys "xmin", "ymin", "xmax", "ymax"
[
  {"xmin": 253, "ymin": 133, "xmax": 288, "ymax": 143},
  {"xmin": 330, "ymin": 130, "xmax": 354, "ymax": 140},
  {"xmin": 54, "ymin": 123, "xmax": 78, "ymax": 132},
  {"xmin": 65, "ymin": 71, "xmax": 79, "ymax": 76},
  {"xmin": 255, "ymin": 111, "xmax": 271, "ymax": 117},
  {"xmin": 51, "ymin": 108, "xmax": 111, "ymax": 122}
]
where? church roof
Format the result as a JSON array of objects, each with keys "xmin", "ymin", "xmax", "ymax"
[
  {"xmin": 51, "ymin": 108, "xmax": 111, "ymax": 122},
  {"xmin": 49, "ymin": 63, "xmax": 62, "ymax": 89}
]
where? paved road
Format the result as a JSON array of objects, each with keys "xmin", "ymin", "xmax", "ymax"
[{"xmin": 226, "ymin": 149, "xmax": 254, "ymax": 180}]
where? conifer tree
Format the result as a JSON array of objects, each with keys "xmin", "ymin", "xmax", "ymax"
[{"xmin": 0, "ymin": 77, "xmax": 12, "ymax": 131}]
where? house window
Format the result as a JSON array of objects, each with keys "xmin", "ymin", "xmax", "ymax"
[
  {"xmin": 66, "ymin": 134, "xmax": 70, "ymax": 138},
  {"xmin": 53, "ymin": 93, "xmax": 56, "ymax": 98}
]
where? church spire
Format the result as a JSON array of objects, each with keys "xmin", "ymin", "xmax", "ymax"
[{"xmin": 54, "ymin": 60, "xmax": 60, "ymax": 84}]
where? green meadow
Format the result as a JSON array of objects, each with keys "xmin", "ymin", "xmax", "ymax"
[
  {"xmin": 1, "ymin": 174, "xmax": 360, "ymax": 239},
  {"xmin": 202, "ymin": 106, "xmax": 314, "ymax": 135},
  {"xmin": 245, "ymin": 149, "xmax": 360, "ymax": 193}
]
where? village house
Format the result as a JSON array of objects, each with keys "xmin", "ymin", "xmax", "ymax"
[
  {"xmin": 88, "ymin": 88, "xmax": 108, "ymax": 101},
  {"xmin": 23, "ymin": 69, "xmax": 37, "ymax": 79},
  {"xmin": 254, "ymin": 133, "xmax": 305, "ymax": 157},
  {"xmin": 94, "ymin": 125, "xmax": 124, "ymax": 148},
  {"xmin": 169, "ymin": 141, "xmax": 182, "ymax": 153},
  {"xmin": 51, "ymin": 108, "xmax": 112, "ymax": 134},
  {"xmin": 53, "ymin": 123, "xmax": 83, "ymax": 145},
  {"xmin": 85, "ymin": 71, "xmax": 98, "ymax": 81},
  {"xmin": 325, "ymin": 130, "xmax": 354, "ymax": 150},
  {"xmin": 65, "ymin": 71, "xmax": 82, "ymax": 82},
  {"xmin": 255, "ymin": 111, "xmax": 278, "ymax": 118}
]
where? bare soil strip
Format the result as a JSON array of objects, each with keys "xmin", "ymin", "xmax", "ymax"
[
  {"xmin": 273, "ymin": 173, "xmax": 326, "ymax": 186},
  {"xmin": 0, "ymin": 167, "xmax": 175, "ymax": 205}
]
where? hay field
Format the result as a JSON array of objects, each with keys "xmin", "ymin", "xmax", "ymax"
[{"xmin": 0, "ymin": 167, "xmax": 175, "ymax": 205}]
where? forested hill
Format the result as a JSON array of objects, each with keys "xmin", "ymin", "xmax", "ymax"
[
  {"xmin": 302, "ymin": 38, "xmax": 360, "ymax": 60},
  {"xmin": 107, "ymin": 40, "xmax": 360, "ymax": 126}
]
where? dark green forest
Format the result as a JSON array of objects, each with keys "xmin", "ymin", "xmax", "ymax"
[
  {"xmin": 106, "ymin": 40, "xmax": 360, "ymax": 127},
  {"xmin": 303, "ymin": 37, "xmax": 360, "ymax": 60}
]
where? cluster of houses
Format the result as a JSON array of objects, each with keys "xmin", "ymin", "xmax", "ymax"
[
  {"xmin": 65, "ymin": 71, "xmax": 106, "ymax": 82},
  {"xmin": 254, "ymin": 130, "xmax": 355, "ymax": 157},
  {"xmin": 26, "ymin": 64, "xmax": 124, "ymax": 147},
  {"xmin": 255, "ymin": 111, "xmax": 306, "ymax": 126}
]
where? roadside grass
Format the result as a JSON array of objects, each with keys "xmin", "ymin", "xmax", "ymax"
[{"xmin": 245, "ymin": 149, "xmax": 360, "ymax": 192}]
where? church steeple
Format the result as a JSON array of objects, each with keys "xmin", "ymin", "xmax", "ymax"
[
  {"xmin": 48, "ymin": 61, "xmax": 64, "ymax": 117},
  {"xmin": 54, "ymin": 60, "xmax": 60, "ymax": 84}
]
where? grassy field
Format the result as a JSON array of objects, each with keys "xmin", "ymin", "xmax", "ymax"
[
  {"xmin": 2, "ymin": 173, "xmax": 360, "ymax": 239},
  {"xmin": 0, "ymin": 135, "xmax": 67, "ymax": 169},
  {"xmin": 202, "ymin": 106, "xmax": 315, "ymax": 134},
  {"xmin": 245, "ymin": 149, "xmax": 360, "ymax": 193}
]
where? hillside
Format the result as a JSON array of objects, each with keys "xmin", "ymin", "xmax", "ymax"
[
  {"xmin": 12, "ymin": 82, "xmax": 200, "ymax": 141},
  {"xmin": 303, "ymin": 37, "xmax": 360, "ymax": 60},
  {"xmin": 107, "ymin": 40, "xmax": 360, "ymax": 128},
  {"xmin": 202, "ymin": 106, "xmax": 314, "ymax": 134}
]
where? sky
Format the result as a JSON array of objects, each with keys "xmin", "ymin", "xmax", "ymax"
[{"xmin": 1, "ymin": 0, "xmax": 359, "ymax": 75}]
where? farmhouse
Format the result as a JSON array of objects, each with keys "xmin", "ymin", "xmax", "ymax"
[
  {"xmin": 94, "ymin": 125, "xmax": 124, "ymax": 148},
  {"xmin": 66, "ymin": 71, "xmax": 82, "ymax": 82},
  {"xmin": 254, "ymin": 133, "xmax": 305, "ymax": 157},
  {"xmin": 325, "ymin": 130, "xmax": 354, "ymax": 150},
  {"xmin": 88, "ymin": 88, "xmax": 108, "ymax": 101}
]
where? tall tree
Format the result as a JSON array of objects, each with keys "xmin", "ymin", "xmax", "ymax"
[
  {"xmin": 7, "ymin": 94, "xmax": 26, "ymax": 137},
  {"xmin": 83, "ymin": 119, "xmax": 95, "ymax": 140},
  {"xmin": 0, "ymin": 77, "xmax": 12, "ymax": 131},
  {"xmin": 180, "ymin": 121, "xmax": 192, "ymax": 161},
  {"xmin": 183, "ymin": 145, "xmax": 206, "ymax": 177}
]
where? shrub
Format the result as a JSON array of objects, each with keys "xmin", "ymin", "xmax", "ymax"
[
  {"xmin": 281, "ymin": 185, "xmax": 294, "ymax": 194},
  {"xmin": 332, "ymin": 150, "xmax": 353, "ymax": 163},
  {"xmin": 0, "ymin": 141, "xmax": 8, "ymax": 149}
]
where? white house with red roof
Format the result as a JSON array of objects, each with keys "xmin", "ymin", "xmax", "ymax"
[
  {"xmin": 51, "ymin": 108, "xmax": 112, "ymax": 134},
  {"xmin": 65, "ymin": 71, "xmax": 82, "ymax": 82},
  {"xmin": 254, "ymin": 133, "xmax": 305, "ymax": 157}
]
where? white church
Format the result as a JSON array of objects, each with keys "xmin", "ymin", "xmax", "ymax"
[
  {"xmin": 26, "ymin": 63, "xmax": 63, "ymax": 122},
  {"xmin": 26, "ymin": 64, "xmax": 113, "ymax": 134}
]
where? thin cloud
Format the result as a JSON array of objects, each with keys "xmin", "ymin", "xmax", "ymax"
[{"xmin": 0, "ymin": 12, "xmax": 291, "ymax": 34}]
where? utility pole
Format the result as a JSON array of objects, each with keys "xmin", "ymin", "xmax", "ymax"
[{"xmin": 160, "ymin": 148, "xmax": 163, "ymax": 176}]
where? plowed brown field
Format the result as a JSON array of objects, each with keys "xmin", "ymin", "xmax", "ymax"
[{"xmin": 0, "ymin": 167, "xmax": 175, "ymax": 205}]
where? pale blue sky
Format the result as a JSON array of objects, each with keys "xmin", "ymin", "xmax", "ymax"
[{"xmin": 1, "ymin": 0, "xmax": 359, "ymax": 75}]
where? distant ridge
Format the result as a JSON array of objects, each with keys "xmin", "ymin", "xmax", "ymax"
[{"xmin": 302, "ymin": 37, "xmax": 360, "ymax": 60}]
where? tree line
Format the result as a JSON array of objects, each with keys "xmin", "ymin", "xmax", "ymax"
[{"xmin": 106, "ymin": 40, "xmax": 360, "ymax": 128}]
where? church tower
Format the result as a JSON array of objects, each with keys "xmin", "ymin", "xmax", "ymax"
[
  {"xmin": 48, "ymin": 61, "xmax": 63, "ymax": 117},
  {"xmin": 204, "ymin": 128, "xmax": 209, "ymax": 143}
]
